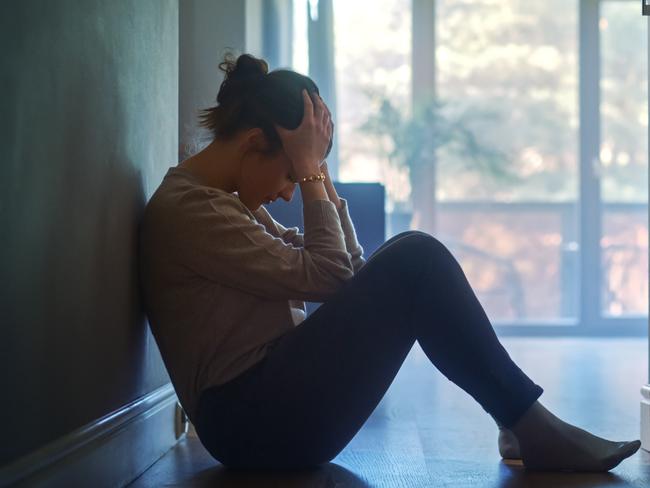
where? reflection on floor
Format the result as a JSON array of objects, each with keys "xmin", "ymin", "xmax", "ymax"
[{"xmin": 128, "ymin": 337, "xmax": 650, "ymax": 487}]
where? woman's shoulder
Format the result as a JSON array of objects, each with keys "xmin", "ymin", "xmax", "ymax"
[
  {"xmin": 147, "ymin": 168, "xmax": 236, "ymax": 211},
  {"xmin": 144, "ymin": 169, "xmax": 259, "ymax": 237}
]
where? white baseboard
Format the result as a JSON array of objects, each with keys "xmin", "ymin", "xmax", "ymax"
[
  {"xmin": 641, "ymin": 384, "xmax": 650, "ymax": 452},
  {"xmin": 0, "ymin": 384, "xmax": 182, "ymax": 487}
]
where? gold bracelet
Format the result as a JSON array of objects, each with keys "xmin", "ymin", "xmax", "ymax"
[{"xmin": 299, "ymin": 171, "xmax": 326, "ymax": 183}]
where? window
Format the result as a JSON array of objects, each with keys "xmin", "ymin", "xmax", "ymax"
[
  {"xmin": 435, "ymin": 0, "xmax": 579, "ymax": 323},
  {"xmin": 332, "ymin": 0, "xmax": 412, "ymax": 209},
  {"xmin": 290, "ymin": 0, "xmax": 647, "ymax": 334}
]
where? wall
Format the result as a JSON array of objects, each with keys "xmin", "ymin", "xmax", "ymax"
[
  {"xmin": 0, "ymin": 0, "xmax": 177, "ymax": 471},
  {"xmin": 179, "ymin": 0, "xmax": 261, "ymax": 159}
]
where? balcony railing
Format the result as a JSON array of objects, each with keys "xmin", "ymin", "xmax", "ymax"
[{"xmin": 387, "ymin": 201, "xmax": 648, "ymax": 328}]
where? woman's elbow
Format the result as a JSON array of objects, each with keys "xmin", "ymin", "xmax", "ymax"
[{"xmin": 321, "ymin": 265, "xmax": 355, "ymax": 292}]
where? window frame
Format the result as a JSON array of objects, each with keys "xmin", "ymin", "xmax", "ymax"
[{"xmin": 290, "ymin": 0, "xmax": 648, "ymax": 336}]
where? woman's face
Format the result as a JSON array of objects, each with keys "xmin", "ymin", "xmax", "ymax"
[
  {"xmin": 238, "ymin": 113, "xmax": 333, "ymax": 211},
  {"xmin": 239, "ymin": 146, "xmax": 298, "ymax": 211}
]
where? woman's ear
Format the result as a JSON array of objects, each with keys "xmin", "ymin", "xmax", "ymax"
[{"xmin": 242, "ymin": 128, "xmax": 270, "ymax": 155}]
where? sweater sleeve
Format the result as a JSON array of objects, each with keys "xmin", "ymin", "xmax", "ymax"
[
  {"xmin": 253, "ymin": 206, "xmax": 305, "ymax": 248},
  {"xmin": 256, "ymin": 197, "xmax": 366, "ymax": 274},
  {"xmin": 334, "ymin": 198, "xmax": 367, "ymax": 274},
  {"xmin": 179, "ymin": 196, "xmax": 354, "ymax": 302}
]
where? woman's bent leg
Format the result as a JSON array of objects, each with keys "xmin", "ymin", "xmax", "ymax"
[
  {"xmin": 196, "ymin": 233, "xmax": 423, "ymax": 469},
  {"xmin": 408, "ymin": 235, "xmax": 544, "ymax": 428},
  {"xmin": 195, "ymin": 232, "xmax": 542, "ymax": 469}
]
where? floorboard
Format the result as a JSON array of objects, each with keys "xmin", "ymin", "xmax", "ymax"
[{"xmin": 127, "ymin": 337, "xmax": 650, "ymax": 487}]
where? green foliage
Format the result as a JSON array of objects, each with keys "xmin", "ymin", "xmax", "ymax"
[{"xmin": 358, "ymin": 88, "xmax": 521, "ymax": 186}]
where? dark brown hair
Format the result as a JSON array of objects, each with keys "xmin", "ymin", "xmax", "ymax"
[{"xmin": 199, "ymin": 52, "xmax": 332, "ymax": 157}]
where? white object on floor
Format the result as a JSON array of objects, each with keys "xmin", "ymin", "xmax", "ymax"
[{"xmin": 640, "ymin": 384, "xmax": 650, "ymax": 451}]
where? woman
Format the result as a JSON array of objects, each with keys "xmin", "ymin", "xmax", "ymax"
[{"xmin": 139, "ymin": 53, "xmax": 641, "ymax": 472}]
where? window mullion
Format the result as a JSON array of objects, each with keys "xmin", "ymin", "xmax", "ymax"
[{"xmin": 579, "ymin": 0, "xmax": 603, "ymax": 328}]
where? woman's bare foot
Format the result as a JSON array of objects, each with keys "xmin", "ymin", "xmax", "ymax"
[
  {"xmin": 510, "ymin": 401, "xmax": 641, "ymax": 472},
  {"xmin": 498, "ymin": 427, "xmax": 521, "ymax": 459}
]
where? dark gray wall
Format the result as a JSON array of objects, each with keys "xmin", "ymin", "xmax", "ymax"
[{"xmin": 0, "ymin": 0, "xmax": 177, "ymax": 466}]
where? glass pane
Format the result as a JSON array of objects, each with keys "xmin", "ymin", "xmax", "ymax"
[
  {"xmin": 600, "ymin": 1, "xmax": 648, "ymax": 316},
  {"xmin": 332, "ymin": 0, "xmax": 412, "ymax": 210},
  {"xmin": 437, "ymin": 203, "xmax": 578, "ymax": 322},
  {"xmin": 435, "ymin": 0, "xmax": 579, "ymax": 322}
]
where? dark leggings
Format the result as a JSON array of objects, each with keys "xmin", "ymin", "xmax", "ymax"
[{"xmin": 195, "ymin": 231, "xmax": 543, "ymax": 470}]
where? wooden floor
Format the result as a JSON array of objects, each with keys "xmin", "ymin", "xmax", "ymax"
[{"xmin": 128, "ymin": 338, "xmax": 650, "ymax": 487}]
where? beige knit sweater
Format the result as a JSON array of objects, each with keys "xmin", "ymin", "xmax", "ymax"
[{"xmin": 139, "ymin": 166, "xmax": 366, "ymax": 422}]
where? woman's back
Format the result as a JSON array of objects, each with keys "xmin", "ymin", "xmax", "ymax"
[{"xmin": 138, "ymin": 164, "xmax": 359, "ymax": 423}]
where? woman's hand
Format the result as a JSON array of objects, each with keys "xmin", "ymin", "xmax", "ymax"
[{"xmin": 275, "ymin": 90, "xmax": 333, "ymax": 179}]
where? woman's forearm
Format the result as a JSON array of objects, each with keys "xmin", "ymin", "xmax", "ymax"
[{"xmin": 320, "ymin": 162, "xmax": 342, "ymax": 210}]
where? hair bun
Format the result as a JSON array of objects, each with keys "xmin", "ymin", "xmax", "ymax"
[
  {"xmin": 216, "ymin": 53, "xmax": 268, "ymax": 105},
  {"xmin": 221, "ymin": 53, "xmax": 268, "ymax": 81},
  {"xmin": 199, "ymin": 54, "xmax": 323, "ymax": 155}
]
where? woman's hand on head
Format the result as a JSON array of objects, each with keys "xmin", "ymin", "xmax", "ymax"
[{"xmin": 275, "ymin": 89, "xmax": 333, "ymax": 179}]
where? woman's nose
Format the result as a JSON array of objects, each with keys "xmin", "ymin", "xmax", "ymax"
[{"xmin": 280, "ymin": 184, "xmax": 296, "ymax": 201}]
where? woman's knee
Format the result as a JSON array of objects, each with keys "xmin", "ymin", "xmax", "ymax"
[
  {"xmin": 372, "ymin": 230, "xmax": 423, "ymax": 255},
  {"xmin": 391, "ymin": 231, "xmax": 449, "ymax": 257},
  {"xmin": 395, "ymin": 233, "xmax": 461, "ymax": 283},
  {"xmin": 365, "ymin": 231, "xmax": 452, "ymax": 281},
  {"xmin": 395, "ymin": 230, "xmax": 424, "ymax": 237},
  {"xmin": 391, "ymin": 230, "xmax": 429, "ymax": 242},
  {"xmin": 377, "ymin": 230, "xmax": 437, "ymax": 254}
]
